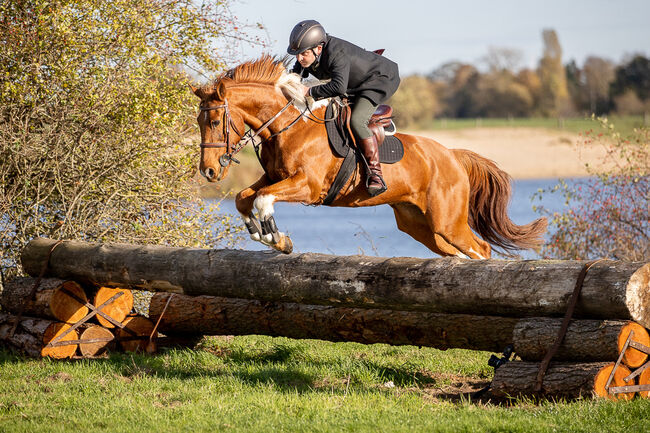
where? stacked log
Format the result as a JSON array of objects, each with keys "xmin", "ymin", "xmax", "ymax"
[
  {"xmin": 148, "ymin": 293, "xmax": 517, "ymax": 352},
  {"xmin": 16, "ymin": 238, "xmax": 650, "ymax": 399},
  {"xmin": 0, "ymin": 313, "xmax": 78, "ymax": 359},
  {"xmin": 1, "ymin": 277, "xmax": 88, "ymax": 323},
  {"xmin": 0, "ymin": 276, "xmax": 155, "ymax": 357}
]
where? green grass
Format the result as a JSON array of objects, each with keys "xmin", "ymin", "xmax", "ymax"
[
  {"xmin": 1, "ymin": 336, "xmax": 649, "ymax": 432},
  {"xmin": 415, "ymin": 115, "xmax": 647, "ymax": 136}
]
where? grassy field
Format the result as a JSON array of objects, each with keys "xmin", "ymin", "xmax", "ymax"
[{"xmin": 2, "ymin": 335, "xmax": 649, "ymax": 432}]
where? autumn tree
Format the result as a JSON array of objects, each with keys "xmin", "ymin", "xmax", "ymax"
[
  {"xmin": 389, "ymin": 75, "xmax": 441, "ymax": 128},
  {"xmin": 538, "ymin": 29, "xmax": 572, "ymax": 116},
  {"xmin": 610, "ymin": 55, "xmax": 650, "ymax": 115},
  {"xmin": 0, "ymin": 0, "xmax": 265, "ymax": 274},
  {"xmin": 583, "ymin": 56, "xmax": 615, "ymax": 114},
  {"xmin": 535, "ymin": 118, "xmax": 649, "ymax": 261}
]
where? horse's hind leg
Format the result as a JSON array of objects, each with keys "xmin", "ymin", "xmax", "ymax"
[
  {"xmin": 424, "ymin": 197, "xmax": 491, "ymax": 259},
  {"xmin": 391, "ymin": 204, "xmax": 463, "ymax": 257}
]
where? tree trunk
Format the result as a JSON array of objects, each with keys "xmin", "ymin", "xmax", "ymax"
[
  {"xmin": 0, "ymin": 313, "xmax": 78, "ymax": 358},
  {"xmin": 93, "ymin": 287, "xmax": 133, "ymax": 328},
  {"xmin": 513, "ymin": 319, "xmax": 650, "ymax": 365},
  {"xmin": 489, "ymin": 361, "xmax": 634, "ymax": 400},
  {"xmin": 1, "ymin": 277, "xmax": 89, "ymax": 323},
  {"xmin": 21, "ymin": 238, "xmax": 650, "ymax": 325},
  {"xmin": 148, "ymin": 293, "xmax": 516, "ymax": 352}
]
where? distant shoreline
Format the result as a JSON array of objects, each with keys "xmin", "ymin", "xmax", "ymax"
[{"xmin": 409, "ymin": 127, "xmax": 608, "ymax": 180}]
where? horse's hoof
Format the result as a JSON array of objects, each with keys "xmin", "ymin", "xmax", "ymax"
[{"xmin": 272, "ymin": 235, "xmax": 293, "ymax": 254}]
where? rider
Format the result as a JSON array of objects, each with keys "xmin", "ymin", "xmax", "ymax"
[{"xmin": 287, "ymin": 20, "xmax": 400, "ymax": 197}]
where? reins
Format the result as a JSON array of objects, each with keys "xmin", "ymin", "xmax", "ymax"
[{"xmin": 199, "ymin": 98, "xmax": 306, "ymax": 168}]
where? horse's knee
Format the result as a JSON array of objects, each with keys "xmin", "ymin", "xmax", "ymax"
[
  {"xmin": 235, "ymin": 189, "xmax": 256, "ymax": 215},
  {"xmin": 253, "ymin": 194, "xmax": 276, "ymax": 219}
]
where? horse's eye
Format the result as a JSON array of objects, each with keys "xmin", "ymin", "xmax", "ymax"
[{"xmin": 211, "ymin": 120, "xmax": 221, "ymax": 127}]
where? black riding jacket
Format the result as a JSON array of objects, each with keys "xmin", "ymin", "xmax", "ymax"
[{"xmin": 291, "ymin": 35, "xmax": 400, "ymax": 105}]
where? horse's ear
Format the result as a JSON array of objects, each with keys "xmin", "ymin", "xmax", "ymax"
[
  {"xmin": 215, "ymin": 81, "xmax": 228, "ymax": 100},
  {"xmin": 190, "ymin": 84, "xmax": 205, "ymax": 99}
]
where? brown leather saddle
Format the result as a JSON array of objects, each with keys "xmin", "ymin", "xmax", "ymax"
[
  {"xmin": 321, "ymin": 100, "xmax": 403, "ymax": 205},
  {"xmin": 325, "ymin": 100, "xmax": 403, "ymax": 164}
]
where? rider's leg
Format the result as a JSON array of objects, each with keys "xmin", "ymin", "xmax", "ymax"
[{"xmin": 350, "ymin": 96, "xmax": 386, "ymax": 197}]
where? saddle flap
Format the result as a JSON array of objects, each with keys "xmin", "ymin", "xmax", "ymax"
[{"xmin": 370, "ymin": 104, "xmax": 393, "ymax": 128}]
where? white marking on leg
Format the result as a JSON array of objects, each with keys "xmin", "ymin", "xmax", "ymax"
[
  {"xmin": 455, "ymin": 252, "xmax": 470, "ymax": 259},
  {"xmin": 254, "ymin": 194, "xmax": 276, "ymax": 220},
  {"xmin": 469, "ymin": 248, "xmax": 486, "ymax": 260}
]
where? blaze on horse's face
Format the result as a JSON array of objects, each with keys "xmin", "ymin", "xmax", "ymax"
[{"xmin": 191, "ymin": 84, "xmax": 234, "ymax": 182}]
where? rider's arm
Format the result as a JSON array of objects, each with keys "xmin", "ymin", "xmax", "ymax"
[{"xmin": 308, "ymin": 52, "xmax": 349, "ymax": 100}]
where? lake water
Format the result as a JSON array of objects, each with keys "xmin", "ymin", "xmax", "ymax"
[{"xmin": 216, "ymin": 178, "xmax": 573, "ymax": 259}]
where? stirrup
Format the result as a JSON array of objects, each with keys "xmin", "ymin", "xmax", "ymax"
[{"xmin": 366, "ymin": 173, "xmax": 387, "ymax": 197}]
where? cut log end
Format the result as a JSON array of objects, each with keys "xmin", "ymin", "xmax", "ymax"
[
  {"xmin": 639, "ymin": 367, "xmax": 650, "ymax": 399},
  {"xmin": 117, "ymin": 316, "xmax": 157, "ymax": 353},
  {"xmin": 617, "ymin": 322, "xmax": 650, "ymax": 368},
  {"xmin": 94, "ymin": 287, "xmax": 133, "ymax": 328},
  {"xmin": 41, "ymin": 323, "xmax": 78, "ymax": 359},
  {"xmin": 627, "ymin": 263, "xmax": 650, "ymax": 328},
  {"xmin": 51, "ymin": 281, "xmax": 89, "ymax": 323},
  {"xmin": 79, "ymin": 325, "xmax": 114, "ymax": 357},
  {"xmin": 594, "ymin": 363, "xmax": 635, "ymax": 400}
]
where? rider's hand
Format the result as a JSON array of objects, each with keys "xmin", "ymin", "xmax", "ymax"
[{"xmin": 302, "ymin": 85, "xmax": 310, "ymax": 97}]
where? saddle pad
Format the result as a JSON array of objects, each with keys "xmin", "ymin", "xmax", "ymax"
[{"xmin": 325, "ymin": 101, "xmax": 404, "ymax": 164}]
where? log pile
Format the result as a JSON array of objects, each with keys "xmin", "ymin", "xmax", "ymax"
[
  {"xmin": 0, "ymin": 277, "xmax": 158, "ymax": 358},
  {"xmin": 14, "ymin": 238, "xmax": 650, "ymax": 399}
]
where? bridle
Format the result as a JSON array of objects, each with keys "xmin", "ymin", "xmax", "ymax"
[{"xmin": 199, "ymin": 98, "xmax": 305, "ymax": 169}]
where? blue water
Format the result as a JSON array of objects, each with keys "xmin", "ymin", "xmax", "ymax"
[{"xmin": 216, "ymin": 178, "xmax": 572, "ymax": 259}]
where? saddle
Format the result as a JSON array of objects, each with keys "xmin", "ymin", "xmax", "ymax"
[
  {"xmin": 325, "ymin": 100, "xmax": 404, "ymax": 164},
  {"xmin": 322, "ymin": 100, "xmax": 404, "ymax": 205}
]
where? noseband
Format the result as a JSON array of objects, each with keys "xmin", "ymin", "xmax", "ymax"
[{"xmin": 199, "ymin": 98, "xmax": 304, "ymax": 168}]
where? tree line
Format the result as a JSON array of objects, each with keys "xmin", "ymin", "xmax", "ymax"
[{"xmin": 390, "ymin": 29, "xmax": 650, "ymax": 127}]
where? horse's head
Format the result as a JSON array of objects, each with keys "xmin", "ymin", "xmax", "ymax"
[{"xmin": 191, "ymin": 81, "xmax": 244, "ymax": 182}]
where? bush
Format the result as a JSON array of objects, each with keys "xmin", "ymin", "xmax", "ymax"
[
  {"xmin": 0, "ymin": 0, "xmax": 264, "ymax": 275},
  {"xmin": 534, "ymin": 117, "xmax": 649, "ymax": 261}
]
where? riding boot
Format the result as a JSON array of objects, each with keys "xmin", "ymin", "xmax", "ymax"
[{"xmin": 358, "ymin": 135, "xmax": 387, "ymax": 197}]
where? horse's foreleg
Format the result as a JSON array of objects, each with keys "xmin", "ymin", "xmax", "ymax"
[
  {"xmin": 236, "ymin": 175, "xmax": 272, "ymax": 243},
  {"xmin": 253, "ymin": 171, "xmax": 313, "ymax": 254}
]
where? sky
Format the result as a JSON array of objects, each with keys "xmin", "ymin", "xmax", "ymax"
[{"xmin": 229, "ymin": 0, "xmax": 649, "ymax": 76}]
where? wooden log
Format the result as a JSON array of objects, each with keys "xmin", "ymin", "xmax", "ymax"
[
  {"xmin": 513, "ymin": 318, "xmax": 650, "ymax": 363},
  {"xmin": 0, "ymin": 313, "xmax": 78, "ymax": 358},
  {"xmin": 639, "ymin": 367, "xmax": 650, "ymax": 398},
  {"xmin": 616, "ymin": 322, "xmax": 650, "ymax": 368},
  {"xmin": 117, "ymin": 315, "xmax": 157, "ymax": 353},
  {"xmin": 594, "ymin": 363, "xmax": 635, "ymax": 400},
  {"xmin": 1, "ymin": 277, "xmax": 89, "ymax": 323},
  {"xmin": 21, "ymin": 238, "xmax": 650, "ymax": 325},
  {"xmin": 93, "ymin": 287, "xmax": 133, "ymax": 328},
  {"xmin": 148, "ymin": 293, "xmax": 517, "ymax": 352},
  {"xmin": 489, "ymin": 361, "xmax": 634, "ymax": 399},
  {"xmin": 79, "ymin": 325, "xmax": 114, "ymax": 357}
]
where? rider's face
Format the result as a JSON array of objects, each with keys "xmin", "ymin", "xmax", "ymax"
[{"xmin": 296, "ymin": 45, "xmax": 322, "ymax": 68}]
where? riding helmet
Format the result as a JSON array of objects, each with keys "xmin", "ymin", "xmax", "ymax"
[{"xmin": 287, "ymin": 20, "xmax": 327, "ymax": 55}]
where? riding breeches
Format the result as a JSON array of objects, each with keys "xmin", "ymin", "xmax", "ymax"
[{"xmin": 349, "ymin": 96, "xmax": 376, "ymax": 140}]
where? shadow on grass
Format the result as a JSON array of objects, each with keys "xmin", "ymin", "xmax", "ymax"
[{"xmin": 0, "ymin": 345, "xmax": 493, "ymax": 402}]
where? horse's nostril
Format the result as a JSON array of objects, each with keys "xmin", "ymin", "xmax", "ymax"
[{"xmin": 205, "ymin": 167, "xmax": 215, "ymax": 179}]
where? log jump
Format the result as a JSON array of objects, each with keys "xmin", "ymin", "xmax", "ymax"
[
  {"xmin": 10, "ymin": 238, "xmax": 650, "ymax": 399},
  {"xmin": 21, "ymin": 238, "xmax": 650, "ymax": 325}
]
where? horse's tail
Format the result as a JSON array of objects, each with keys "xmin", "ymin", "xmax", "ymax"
[{"xmin": 452, "ymin": 149, "xmax": 547, "ymax": 253}]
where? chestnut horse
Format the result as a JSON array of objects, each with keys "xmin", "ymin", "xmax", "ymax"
[{"xmin": 192, "ymin": 56, "xmax": 546, "ymax": 258}]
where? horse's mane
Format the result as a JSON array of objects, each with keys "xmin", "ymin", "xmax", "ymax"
[{"xmin": 201, "ymin": 55, "xmax": 325, "ymax": 111}]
